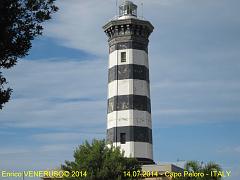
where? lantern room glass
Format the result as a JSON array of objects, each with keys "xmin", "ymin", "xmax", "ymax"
[{"xmin": 119, "ymin": 1, "xmax": 137, "ymax": 17}]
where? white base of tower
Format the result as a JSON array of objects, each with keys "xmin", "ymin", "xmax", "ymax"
[{"xmin": 113, "ymin": 141, "xmax": 153, "ymax": 160}]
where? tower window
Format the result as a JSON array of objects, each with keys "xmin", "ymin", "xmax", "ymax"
[
  {"xmin": 120, "ymin": 133, "xmax": 126, "ymax": 144},
  {"xmin": 121, "ymin": 52, "xmax": 126, "ymax": 62}
]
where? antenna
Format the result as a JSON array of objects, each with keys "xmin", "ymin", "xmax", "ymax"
[
  {"xmin": 141, "ymin": 2, "xmax": 144, "ymax": 19},
  {"xmin": 116, "ymin": 0, "xmax": 118, "ymax": 18}
]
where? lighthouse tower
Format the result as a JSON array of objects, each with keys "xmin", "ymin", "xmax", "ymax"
[{"xmin": 103, "ymin": 0, "xmax": 154, "ymax": 165}]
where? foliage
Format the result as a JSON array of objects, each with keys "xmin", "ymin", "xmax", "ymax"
[
  {"xmin": 0, "ymin": 0, "xmax": 58, "ymax": 109},
  {"xmin": 61, "ymin": 139, "xmax": 141, "ymax": 180},
  {"xmin": 175, "ymin": 160, "xmax": 222, "ymax": 180}
]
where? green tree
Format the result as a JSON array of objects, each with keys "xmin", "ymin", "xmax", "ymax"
[
  {"xmin": 176, "ymin": 161, "xmax": 222, "ymax": 180},
  {"xmin": 0, "ymin": 0, "xmax": 58, "ymax": 109},
  {"xmin": 61, "ymin": 139, "xmax": 141, "ymax": 180}
]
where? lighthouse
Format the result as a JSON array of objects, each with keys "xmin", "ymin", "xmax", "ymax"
[{"xmin": 103, "ymin": 0, "xmax": 154, "ymax": 165}]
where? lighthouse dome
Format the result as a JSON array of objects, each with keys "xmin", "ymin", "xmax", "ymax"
[{"xmin": 118, "ymin": 0, "xmax": 138, "ymax": 20}]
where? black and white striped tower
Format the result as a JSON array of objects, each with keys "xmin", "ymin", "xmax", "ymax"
[{"xmin": 103, "ymin": 0, "xmax": 154, "ymax": 165}]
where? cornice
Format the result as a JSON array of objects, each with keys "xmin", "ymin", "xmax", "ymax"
[{"xmin": 103, "ymin": 18, "xmax": 154, "ymax": 41}]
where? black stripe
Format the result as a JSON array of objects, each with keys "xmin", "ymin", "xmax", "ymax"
[
  {"xmin": 136, "ymin": 158, "xmax": 155, "ymax": 165},
  {"xmin": 108, "ymin": 64, "xmax": 149, "ymax": 83},
  {"xmin": 109, "ymin": 42, "xmax": 148, "ymax": 53},
  {"xmin": 106, "ymin": 126, "xmax": 152, "ymax": 144},
  {"xmin": 108, "ymin": 95, "xmax": 151, "ymax": 113}
]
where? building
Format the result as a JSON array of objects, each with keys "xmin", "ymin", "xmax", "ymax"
[{"xmin": 103, "ymin": 0, "xmax": 154, "ymax": 165}]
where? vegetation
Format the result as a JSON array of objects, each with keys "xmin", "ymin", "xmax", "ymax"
[
  {"xmin": 0, "ymin": 0, "xmax": 58, "ymax": 109},
  {"xmin": 176, "ymin": 160, "xmax": 222, "ymax": 180},
  {"xmin": 61, "ymin": 139, "xmax": 141, "ymax": 180}
]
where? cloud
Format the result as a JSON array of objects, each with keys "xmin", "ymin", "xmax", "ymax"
[
  {"xmin": 44, "ymin": 0, "xmax": 189, "ymax": 54},
  {"xmin": 45, "ymin": 0, "xmax": 114, "ymax": 55},
  {"xmin": 217, "ymin": 146, "xmax": 240, "ymax": 154},
  {"xmin": 0, "ymin": 145, "xmax": 73, "ymax": 172},
  {"xmin": 0, "ymin": 148, "xmax": 31, "ymax": 155},
  {"xmin": 1, "ymin": 59, "xmax": 107, "ymax": 130},
  {"xmin": 44, "ymin": 0, "xmax": 240, "ymax": 57},
  {"xmin": 33, "ymin": 132, "xmax": 103, "ymax": 143}
]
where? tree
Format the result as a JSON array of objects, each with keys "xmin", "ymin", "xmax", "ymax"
[
  {"xmin": 0, "ymin": 0, "xmax": 58, "ymax": 109},
  {"xmin": 176, "ymin": 161, "xmax": 222, "ymax": 180},
  {"xmin": 61, "ymin": 139, "xmax": 141, "ymax": 180}
]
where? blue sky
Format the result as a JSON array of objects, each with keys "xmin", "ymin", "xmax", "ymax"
[{"xmin": 1, "ymin": 0, "xmax": 240, "ymax": 179}]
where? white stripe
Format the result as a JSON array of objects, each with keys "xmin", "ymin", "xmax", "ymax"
[
  {"xmin": 109, "ymin": 49, "xmax": 149, "ymax": 68},
  {"xmin": 107, "ymin": 110, "xmax": 152, "ymax": 129},
  {"xmin": 111, "ymin": 142, "xmax": 153, "ymax": 159},
  {"xmin": 108, "ymin": 79, "xmax": 150, "ymax": 98}
]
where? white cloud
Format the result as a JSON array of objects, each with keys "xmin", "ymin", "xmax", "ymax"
[
  {"xmin": 217, "ymin": 146, "xmax": 240, "ymax": 154},
  {"xmin": 44, "ymin": 0, "xmax": 190, "ymax": 55},
  {"xmin": 0, "ymin": 148, "xmax": 31, "ymax": 155},
  {"xmin": 45, "ymin": 0, "xmax": 113, "ymax": 55},
  {"xmin": 1, "ymin": 59, "xmax": 107, "ymax": 129},
  {"xmin": 44, "ymin": 0, "xmax": 240, "ymax": 57},
  {"xmin": 0, "ymin": 145, "xmax": 73, "ymax": 172},
  {"xmin": 33, "ymin": 132, "xmax": 103, "ymax": 143}
]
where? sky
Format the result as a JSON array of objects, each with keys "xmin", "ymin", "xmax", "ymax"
[{"xmin": 1, "ymin": 0, "xmax": 240, "ymax": 179}]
